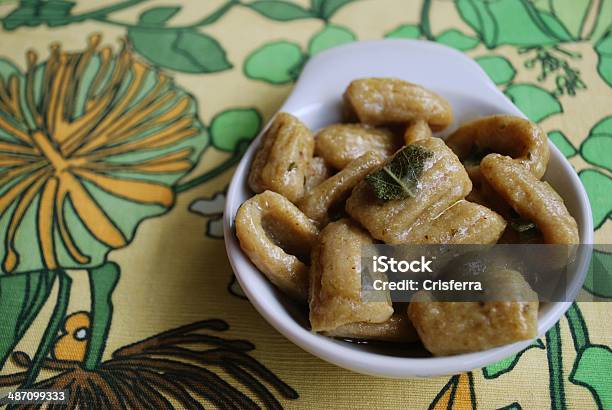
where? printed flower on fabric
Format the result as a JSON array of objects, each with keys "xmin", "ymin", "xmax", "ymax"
[
  {"xmin": 0, "ymin": 35, "xmax": 208, "ymax": 274},
  {"xmin": 1, "ymin": 319, "xmax": 298, "ymax": 408}
]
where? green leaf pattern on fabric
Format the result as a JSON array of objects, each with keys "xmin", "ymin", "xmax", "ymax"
[
  {"xmin": 583, "ymin": 250, "xmax": 612, "ymax": 298},
  {"xmin": 384, "ymin": 24, "xmax": 421, "ymax": 39},
  {"xmin": 138, "ymin": 6, "xmax": 181, "ymax": 25},
  {"xmin": 308, "ymin": 25, "xmax": 355, "ymax": 55},
  {"xmin": 505, "ymin": 84, "xmax": 562, "ymax": 122},
  {"xmin": 569, "ymin": 345, "xmax": 612, "ymax": 409},
  {"xmin": 577, "ymin": 117, "xmax": 612, "ymax": 230},
  {"xmin": 581, "ymin": 135, "xmax": 612, "ymax": 171},
  {"xmin": 455, "ymin": 0, "xmax": 561, "ymax": 48},
  {"xmin": 0, "ymin": 271, "xmax": 56, "ymax": 366},
  {"xmin": 128, "ymin": 29, "xmax": 232, "ymax": 73},
  {"xmin": 588, "ymin": 0, "xmax": 612, "ymax": 43},
  {"xmin": 595, "ymin": 32, "xmax": 612, "ymax": 87},
  {"xmin": 482, "ymin": 339, "xmax": 545, "ymax": 379},
  {"xmin": 83, "ymin": 262, "xmax": 120, "ymax": 369},
  {"xmin": 548, "ymin": 0, "xmax": 591, "ymax": 39},
  {"xmin": 436, "ymin": 29, "xmax": 479, "ymax": 51},
  {"xmin": 247, "ymin": 1, "xmax": 314, "ymax": 21},
  {"xmin": 317, "ymin": 0, "xmax": 356, "ymax": 19},
  {"xmin": 2, "ymin": 0, "xmax": 74, "ymax": 30},
  {"xmin": 475, "ymin": 55, "xmax": 516, "ymax": 85},
  {"xmin": 244, "ymin": 41, "xmax": 305, "ymax": 84},
  {"xmin": 211, "ymin": 109, "xmax": 263, "ymax": 152},
  {"xmin": 549, "ymin": 130, "xmax": 578, "ymax": 158},
  {"xmin": 245, "ymin": 25, "xmax": 356, "ymax": 83},
  {"xmin": 581, "ymin": 116, "xmax": 612, "ymax": 171},
  {"xmin": 579, "ymin": 169, "xmax": 612, "ymax": 229}
]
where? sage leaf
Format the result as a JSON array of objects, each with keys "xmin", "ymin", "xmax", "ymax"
[
  {"xmin": 365, "ymin": 144, "xmax": 433, "ymax": 201},
  {"xmin": 463, "ymin": 147, "xmax": 492, "ymax": 167},
  {"xmin": 509, "ymin": 217, "xmax": 537, "ymax": 232}
]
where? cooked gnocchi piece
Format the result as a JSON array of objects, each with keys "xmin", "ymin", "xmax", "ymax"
[
  {"xmin": 480, "ymin": 154, "xmax": 579, "ymax": 244},
  {"xmin": 304, "ymin": 157, "xmax": 332, "ymax": 192},
  {"xmin": 235, "ymin": 190, "xmax": 319, "ymax": 301},
  {"xmin": 299, "ymin": 152, "xmax": 383, "ymax": 226},
  {"xmin": 466, "ymin": 176, "xmax": 515, "ymax": 219},
  {"xmin": 446, "ymin": 115, "xmax": 549, "ymax": 179},
  {"xmin": 343, "ymin": 78, "xmax": 453, "ymax": 130},
  {"xmin": 323, "ymin": 313, "xmax": 418, "ymax": 343},
  {"xmin": 314, "ymin": 123, "xmax": 400, "ymax": 169},
  {"xmin": 403, "ymin": 118, "xmax": 432, "ymax": 145},
  {"xmin": 401, "ymin": 199, "xmax": 506, "ymax": 244},
  {"xmin": 248, "ymin": 112, "xmax": 314, "ymax": 203},
  {"xmin": 309, "ymin": 219, "xmax": 393, "ymax": 331},
  {"xmin": 346, "ymin": 137, "xmax": 472, "ymax": 243},
  {"xmin": 408, "ymin": 269, "xmax": 538, "ymax": 356}
]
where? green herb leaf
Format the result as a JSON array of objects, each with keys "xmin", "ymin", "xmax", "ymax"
[
  {"xmin": 463, "ymin": 147, "xmax": 492, "ymax": 166},
  {"xmin": 509, "ymin": 217, "xmax": 537, "ymax": 232},
  {"xmin": 365, "ymin": 145, "xmax": 433, "ymax": 201}
]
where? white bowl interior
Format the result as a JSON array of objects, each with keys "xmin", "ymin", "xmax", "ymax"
[{"xmin": 223, "ymin": 40, "xmax": 593, "ymax": 377}]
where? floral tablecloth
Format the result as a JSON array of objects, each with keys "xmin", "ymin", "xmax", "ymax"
[{"xmin": 0, "ymin": 0, "xmax": 610, "ymax": 408}]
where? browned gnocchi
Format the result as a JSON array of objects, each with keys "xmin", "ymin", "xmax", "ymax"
[
  {"xmin": 323, "ymin": 313, "xmax": 418, "ymax": 343},
  {"xmin": 403, "ymin": 118, "xmax": 432, "ymax": 145},
  {"xmin": 235, "ymin": 190, "xmax": 318, "ymax": 301},
  {"xmin": 400, "ymin": 199, "xmax": 506, "ymax": 244},
  {"xmin": 248, "ymin": 112, "xmax": 314, "ymax": 203},
  {"xmin": 408, "ymin": 269, "xmax": 538, "ymax": 356},
  {"xmin": 346, "ymin": 137, "xmax": 472, "ymax": 243},
  {"xmin": 304, "ymin": 157, "xmax": 332, "ymax": 192},
  {"xmin": 309, "ymin": 219, "xmax": 393, "ymax": 331},
  {"xmin": 480, "ymin": 153, "xmax": 579, "ymax": 244},
  {"xmin": 314, "ymin": 123, "xmax": 400, "ymax": 169},
  {"xmin": 343, "ymin": 78, "xmax": 453, "ymax": 130},
  {"xmin": 299, "ymin": 152, "xmax": 383, "ymax": 226},
  {"xmin": 446, "ymin": 115, "xmax": 549, "ymax": 179},
  {"xmin": 235, "ymin": 78, "xmax": 579, "ymax": 357}
]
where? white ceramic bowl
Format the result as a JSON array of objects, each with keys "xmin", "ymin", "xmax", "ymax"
[{"xmin": 223, "ymin": 40, "xmax": 593, "ymax": 378}]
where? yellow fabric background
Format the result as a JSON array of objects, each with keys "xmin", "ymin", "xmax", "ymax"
[{"xmin": 0, "ymin": 0, "xmax": 610, "ymax": 408}]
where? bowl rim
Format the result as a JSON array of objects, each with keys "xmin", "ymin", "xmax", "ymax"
[{"xmin": 223, "ymin": 39, "xmax": 594, "ymax": 378}]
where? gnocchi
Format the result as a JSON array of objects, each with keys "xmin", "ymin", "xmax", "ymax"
[
  {"xmin": 446, "ymin": 115, "xmax": 549, "ymax": 179},
  {"xmin": 481, "ymin": 154, "xmax": 579, "ymax": 244},
  {"xmin": 248, "ymin": 112, "xmax": 314, "ymax": 203},
  {"xmin": 400, "ymin": 199, "xmax": 506, "ymax": 244},
  {"xmin": 234, "ymin": 78, "xmax": 579, "ymax": 357},
  {"xmin": 299, "ymin": 152, "xmax": 383, "ymax": 226},
  {"xmin": 346, "ymin": 137, "xmax": 472, "ymax": 243},
  {"xmin": 403, "ymin": 118, "xmax": 432, "ymax": 145},
  {"xmin": 343, "ymin": 78, "xmax": 453, "ymax": 130},
  {"xmin": 304, "ymin": 156, "xmax": 332, "ymax": 192},
  {"xmin": 408, "ymin": 270, "xmax": 538, "ymax": 356},
  {"xmin": 309, "ymin": 219, "xmax": 393, "ymax": 331},
  {"xmin": 315, "ymin": 123, "xmax": 400, "ymax": 169},
  {"xmin": 323, "ymin": 313, "xmax": 418, "ymax": 343},
  {"xmin": 235, "ymin": 190, "xmax": 318, "ymax": 301}
]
